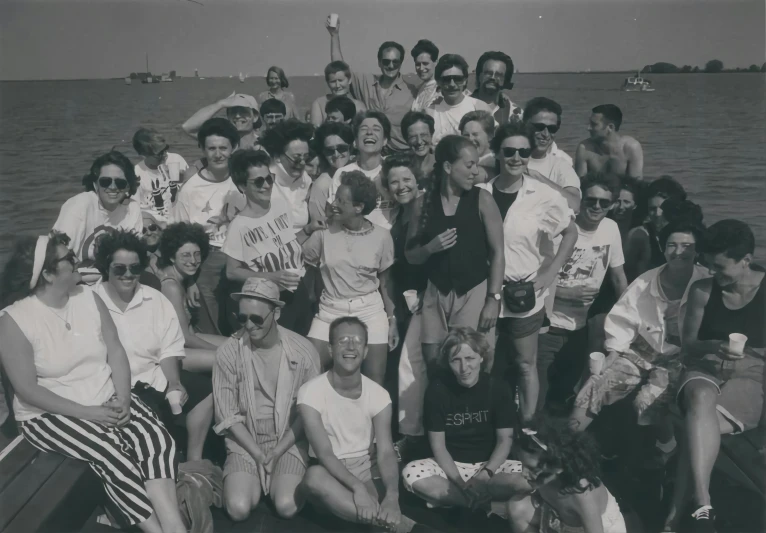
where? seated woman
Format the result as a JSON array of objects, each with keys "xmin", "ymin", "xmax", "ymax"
[
  {"xmin": 0, "ymin": 232, "xmax": 185, "ymax": 533},
  {"xmin": 459, "ymin": 110, "xmax": 496, "ymax": 184},
  {"xmin": 570, "ymin": 216, "xmax": 709, "ymax": 462},
  {"xmin": 53, "ymin": 151, "xmax": 143, "ymax": 283},
  {"xmin": 402, "ymin": 327, "xmax": 522, "ymax": 510},
  {"xmin": 302, "ymin": 171, "xmax": 398, "ymax": 384},
  {"xmin": 94, "ymin": 230, "xmax": 214, "ymax": 462},
  {"xmin": 157, "ymin": 222, "xmax": 227, "ymax": 370},
  {"xmin": 307, "ymin": 122, "xmax": 354, "ymax": 223},
  {"xmin": 505, "ymin": 418, "xmax": 627, "ymax": 533}
]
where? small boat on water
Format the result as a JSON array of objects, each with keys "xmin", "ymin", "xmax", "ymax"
[
  {"xmin": 622, "ymin": 73, "xmax": 655, "ymax": 92},
  {"xmin": 239, "ymin": 72, "xmax": 246, "ymax": 83},
  {"xmin": 124, "ymin": 77, "xmax": 132, "ymax": 85},
  {"xmin": 160, "ymin": 73, "xmax": 173, "ymax": 82}
]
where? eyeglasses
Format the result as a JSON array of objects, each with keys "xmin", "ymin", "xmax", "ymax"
[
  {"xmin": 323, "ymin": 144, "xmax": 350, "ymax": 157},
  {"xmin": 501, "ymin": 147, "xmax": 532, "ymax": 158},
  {"xmin": 110, "ymin": 263, "xmax": 143, "ymax": 276},
  {"xmin": 439, "ymin": 75, "xmax": 466, "ymax": 85},
  {"xmin": 282, "ymin": 152, "xmax": 309, "ymax": 166},
  {"xmin": 583, "ymin": 198, "xmax": 613, "ymax": 209},
  {"xmin": 335, "ymin": 335, "xmax": 364, "ymax": 347},
  {"xmin": 381, "ymin": 59, "xmax": 401, "ymax": 67},
  {"xmin": 98, "ymin": 177, "xmax": 129, "ymax": 190},
  {"xmin": 55, "ymin": 251, "xmax": 78, "ymax": 268},
  {"xmin": 530, "ymin": 123, "xmax": 560, "ymax": 134},
  {"xmin": 246, "ymin": 175, "xmax": 275, "ymax": 188},
  {"xmin": 142, "ymin": 224, "xmax": 160, "ymax": 234},
  {"xmin": 236, "ymin": 309, "xmax": 275, "ymax": 327},
  {"xmin": 179, "ymin": 251, "xmax": 202, "ymax": 262}
]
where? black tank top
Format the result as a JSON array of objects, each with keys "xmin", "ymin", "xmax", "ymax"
[
  {"xmin": 422, "ymin": 187, "xmax": 488, "ymax": 295},
  {"xmin": 698, "ymin": 271, "xmax": 765, "ymax": 348}
]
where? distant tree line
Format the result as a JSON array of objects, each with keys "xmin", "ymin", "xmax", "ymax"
[{"xmin": 642, "ymin": 60, "xmax": 766, "ymax": 74}]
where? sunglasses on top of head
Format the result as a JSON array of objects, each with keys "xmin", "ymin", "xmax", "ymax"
[
  {"xmin": 501, "ymin": 147, "xmax": 533, "ymax": 158},
  {"xmin": 246, "ymin": 174, "xmax": 275, "ymax": 188},
  {"xmin": 530, "ymin": 123, "xmax": 560, "ymax": 134},
  {"xmin": 98, "ymin": 177, "xmax": 129, "ymax": 190},
  {"xmin": 583, "ymin": 198, "xmax": 613, "ymax": 209},
  {"xmin": 110, "ymin": 263, "xmax": 143, "ymax": 276}
]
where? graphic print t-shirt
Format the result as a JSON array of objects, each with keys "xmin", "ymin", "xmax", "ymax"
[
  {"xmin": 424, "ymin": 372, "xmax": 516, "ymax": 464},
  {"xmin": 551, "ymin": 218, "xmax": 625, "ymax": 331},
  {"xmin": 135, "ymin": 153, "xmax": 189, "ymax": 221},
  {"xmin": 222, "ymin": 197, "xmax": 304, "ymax": 274}
]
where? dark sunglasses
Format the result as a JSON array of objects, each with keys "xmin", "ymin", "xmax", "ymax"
[
  {"xmin": 142, "ymin": 224, "xmax": 160, "ymax": 234},
  {"xmin": 381, "ymin": 59, "xmax": 401, "ymax": 67},
  {"xmin": 282, "ymin": 152, "xmax": 309, "ymax": 166},
  {"xmin": 236, "ymin": 309, "xmax": 274, "ymax": 326},
  {"xmin": 323, "ymin": 144, "xmax": 350, "ymax": 157},
  {"xmin": 583, "ymin": 198, "xmax": 613, "ymax": 209},
  {"xmin": 530, "ymin": 123, "xmax": 560, "ymax": 134},
  {"xmin": 501, "ymin": 147, "xmax": 533, "ymax": 158},
  {"xmin": 440, "ymin": 75, "xmax": 466, "ymax": 85},
  {"xmin": 111, "ymin": 263, "xmax": 143, "ymax": 276},
  {"xmin": 247, "ymin": 175, "xmax": 275, "ymax": 188},
  {"xmin": 98, "ymin": 177, "xmax": 129, "ymax": 190},
  {"xmin": 56, "ymin": 251, "xmax": 78, "ymax": 267}
]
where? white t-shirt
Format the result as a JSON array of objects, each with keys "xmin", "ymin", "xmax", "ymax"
[
  {"xmin": 172, "ymin": 172, "xmax": 246, "ymax": 248},
  {"xmin": 426, "ymin": 96, "xmax": 492, "ymax": 145},
  {"xmin": 527, "ymin": 151, "xmax": 580, "ymax": 192},
  {"xmin": 548, "ymin": 142, "xmax": 573, "ymax": 166},
  {"xmin": 94, "ymin": 282, "xmax": 186, "ymax": 391},
  {"xmin": 222, "ymin": 197, "xmax": 304, "ymax": 274},
  {"xmin": 328, "ymin": 163, "xmax": 398, "ymax": 230},
  {"xmin": 297, "ymin": 372, "xmax": 391, "ymax": 460},
  {"xmin": 551, "ymin": 218, "xmax": 625, "ymax": 331},
  {"xmin": 135, "ymin": 153, "xmax": 189, "ymax": 222},
  {"xmin": 271, "ymin": 163, "xmax": 311, "ymax": 230}
]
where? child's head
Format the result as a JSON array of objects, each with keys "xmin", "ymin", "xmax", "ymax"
[{"xmin": 515, "ymin": 417, "xmax": 602, "ymax": 494}]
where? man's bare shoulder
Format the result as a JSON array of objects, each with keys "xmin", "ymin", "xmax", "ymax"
[
  {"xmin": 577, "ymin": 138, "xmax": 598, "ymax": 152},
  {"xmin": 620, "ymin": 134, "xmax": 643, "ymax": 152}
]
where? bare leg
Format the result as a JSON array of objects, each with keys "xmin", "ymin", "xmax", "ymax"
[
  {"xmin": 664, "ymin": 426, "xmax": 690, "ymax": 530},
  {"xmin": 410, "ymin": 475, "xmax": 471, "ymax": 508},
  {"xmin": 302, "ymin": 465, "xmax": 367, "ymax": 523},
  {"xmin": 185, "ymin": 394, "xmax": 213, "ymax": 462},
  {"xmin": 310, "ymin": 338, "xmax": 331, "ymax": 371},
  {"xmin": 270, "ymin": 472, "xmax": 306, "ymax": 519},
  {"xmin": 144, "ymin": 478, "xmax": 187, "ymax": 533},
  {"xmin": 362, "ymin": 344, "xmax": 388, "ymax": 386},
  {"xmin": 513, "ymin": 331, "xmax": 541, "ymax": 423},
  {"xmin": 224, "ymin": 472, "xmax": 261, "ymax": 522},
  {"xmin": 182, "ymin": 348, "xmax": 217, "ymax": 373}
]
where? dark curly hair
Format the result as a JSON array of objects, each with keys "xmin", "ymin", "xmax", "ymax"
[
  {"xmin": 82, "ymin": 151, "xmax": 138, "ymax": 197},
  {"xmin": 325, "ymin": 96, "xmax": 358, "ymax": 122},
  {"xmin": 381, "ymin": 152, "xmax": 423, "ymax": 190},
  {"xmin": 197, "ymin": 117, "xmax": 240, "ymax": 150},
  {"xmin": 401, "ymin": 111, "xmax": 435, "ymax": 139},
  {"xmin": 229, "ymin": 149, "xmax": 273, "ymax": 190},
  {"xmin": 353, "ymin": 111, "xmax": 391, "ymax": 144},
  {"xmin": 312, "ymin": 122, "xmax": 355, "ymax": 172},
  {"xmin": 410, "ymin": 39, "xmax": 439, "ymax": 62},
  {"xmin": 516, "ymin": 416, "xmax": 602, "ymax": 494},
  {"xmin": 702, "ymin": 219, "xmax": 754, "ymax": 261},
  {"xmin": 339, "ymin": 170, "xmax": 379, "ymax": 216},
  {"xmin": 475, "ymin": 51, "xmax": 514, "ymax": 90},
  {"xmin": 522, "ymin": 97, "xmax": 563, "ymax": 124},
  {"xmin": 158, "ymin": 223, "xmax": 211, "ymax": 269},
  {"xmin": 580, "ymin": 171, "xmax": 622, "ymax": 201},
  {"xmin": 434, "ymin": 53, "xmax": 470, "ymax": 81},
  {"xmin": 94, "ymin": 230, "xmax": 149, "ymax": 281},
  {"xmin": 0, "ymin": 231, "xmax": 71, "ymax": 308},
  {"xmin": 260, "ymin": 118, "xmax": 314, "ymax": 157}
]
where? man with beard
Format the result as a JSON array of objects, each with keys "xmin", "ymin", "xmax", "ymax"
[
  {"xmin": 326, "ymin": 15, "xmax": 416, "ymax": 153},
  {"xmin": 575, "ymin": 104, "xmax": 644, "ymax": 179},
  {"xmin": 471, "ymin": 51, "xmax": 521, "ymax": 125}
]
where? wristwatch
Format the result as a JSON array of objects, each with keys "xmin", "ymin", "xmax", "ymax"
[
  {"xmin": 482, "ymin": 467, "xmax": 495, "ymax": 478},
  {"xmin": 487, "ymin": 293, "xmax": 501, "ymax": 302}
]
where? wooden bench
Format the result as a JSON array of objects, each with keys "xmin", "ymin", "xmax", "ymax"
[{"xmin": 716, "ymin": 431, "xmax": 765, "ymax": 497}]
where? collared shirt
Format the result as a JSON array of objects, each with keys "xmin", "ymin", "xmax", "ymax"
[
  {"xmin": 94, "ymin": 282, "xmax": 186, "ymax": 391},
  {"xmin": 411, "ymin": 79, "xmax": 439, "ymax": 112},
  {"xmin": 479, "ymin": 176, "xmax": 574, "ymax": 318},
  {"xmin": 471, "ymin": 89, "xmax": 521, "ymax": 125},
  {"xmin": 350, "ymin": 73, "xmax": 417, "ymax": 152},
  {"xmin": 604, "ymin": 263, "xmax": 711, "ymax": 360}
]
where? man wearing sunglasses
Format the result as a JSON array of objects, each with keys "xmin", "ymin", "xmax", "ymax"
[
  {"xmin": 471, "ymin": 51, "xmax": 521, "ymax": 125},
  {"xmin": 214, "ymin": 277, "xmax": 320, "ymax": 522},
  {"xmin": 326, "ymin": 15, "xmax": 417, "ymax": 153},
  {"xmin": 575, "ymin": 104, "xmax": 644, "ymax": 180}
]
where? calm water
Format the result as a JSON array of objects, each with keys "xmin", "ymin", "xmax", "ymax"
[{"xmin": 0, "ymin": 73, "xmax": 764, "ymax": 263}]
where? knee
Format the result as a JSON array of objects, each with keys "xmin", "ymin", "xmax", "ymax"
[
  {"xmin": 517, "ymin": 357, "xmax": 537, "ymax": 377},
  {"xmin": 225, "ymin": 495, "xmax": 255, "ymax": 522},
  {"xmin": 682, "ymin": 382, "xmax": 718, "ymax": 411},
  {"xmin": 273, "ymin": 494, "xmax": 299, "ymax": 519},
  {"xmin": 301, "ymin": 466, "xmax": 324, "ymax": 497}
]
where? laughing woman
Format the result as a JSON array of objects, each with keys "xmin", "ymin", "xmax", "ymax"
[{"xmin": 0, "ymin": 232, "xmax": 185, "ymax": 533}]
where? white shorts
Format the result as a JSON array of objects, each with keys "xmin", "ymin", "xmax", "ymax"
[
  {"xmin": 402, "ymin": 457, "xmax": 522, "ymax": 492},
  {"xmin": 307, "ymin": 291, "xmax": 389, "ymax": 345}
]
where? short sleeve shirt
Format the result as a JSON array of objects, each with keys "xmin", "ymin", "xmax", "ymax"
[
  {"xmin": 426, "ymin": 96, "xmax": 493, "ymax": 145},
  {"xmin": 527, "ymin": 152, "xmax": 581, "ymax": 192},
  {"xmin": 135, "ymin": 153, "xmax": 189, "ymax": 221},
  {"xmin": 350, "ymin": 73, "xmax": 417, "ymax": 152}
]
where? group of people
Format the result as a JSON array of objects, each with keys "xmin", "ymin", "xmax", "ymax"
[{"xmin": 0, "ymin": 14, "xmax": 763, "ymax": 533}]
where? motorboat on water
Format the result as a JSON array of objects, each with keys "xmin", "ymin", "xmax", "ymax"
[
  {"xmin": 160, "ymin": 73, "xmax": 173, "ymax": 82},
  {"xmin": 622, "ymin": 73, "xmax": 655, "ymax": 92}
]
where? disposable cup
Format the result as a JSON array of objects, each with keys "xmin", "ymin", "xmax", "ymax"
[
  {"xmin": 403, "ymin": 290, "xmax": 419, "ymax": 313},
  {"xmin": 728, "ymin": 333, "xmax": 748, "ymax": 355},
  {"xmin": 589, "ymin": 352, "xmax": 606, "ymax": 376},
  {"xmin": 328, "ymin": 13, "xmax": 339, "ymax": 28},
  {"xmin": 167, "ymin": 161, "xmax": 180, "ymax": 182},
  {"xmin": 166, "ymin": 390, "xmax": 184, "ymax": 415}
]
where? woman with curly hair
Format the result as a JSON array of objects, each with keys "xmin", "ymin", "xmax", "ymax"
[
  {"xmin": 93, "ymin": 229, "xmax": 214, "ymax": 461},
  {"xmin": 0, "ymin": 231, "xmax": 185, "ymax": 533},
  {"xmin": 307, "ymin": 122, "xmax": 354, "ymax": 223},
  {"xmin": 505, "ymin": 418, "xmax": 626, "ymax": 533},
  {"xmin": 302, "ymin": 171, "xmax": 398, "ymax": 384},
  {"xmin": 52, "ymin": 151, "xmax": 143, "ymax": 283},
  {"xmin": 157, "ymin": 222, "xmax": 226, "ymax": 364}
]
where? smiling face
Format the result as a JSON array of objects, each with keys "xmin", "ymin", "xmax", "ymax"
[
  {"xmin": 580, "ymin": 184, "xmax": 614, "ymax": 226},
  {"xmin": 527, "ymin": 110, "xmax": 559, "ymax": 152},
  {"xmin": 479, "ymin": 59, "xmax": 507, "ymax": 94},
  {"xmin": 326, "ymin": 71, "xmax": 350, "ymax": 96},
  {"xmin": 387, "ymin": 166, "xmax": 418, "ymax": 205},
  {"xmin": 647, "ymin": 195, "xmax": 668, "ymax": 232},
  {"xmin": 243, "ymin": 164, "xmax": 274, "ymax": 204},
  {"xmin": 95, "ymin": 164, "xmax": 129, "ymax": 210},
  {"xmin": 378, "ymin": 47, "xmax": 403, "ymax": 78},
  {"xmin": 239, "ymin": 297, "xmax": 278, "ymax": 344},
  {"xmin": 588, "ymin": 113, "xmax": 612, "ymax": 140},
  {"xmin": 44, "ymin": 244, "xmax": 81, "ymax": 290},
  {"xmin": 280, "ymin": 139, "xmax": 310, "ymax": 178},
  {"xmin": 172, "ymin": 242, "xmax": 202, "ymax": 278},
  {"xmin": 324, "ymin": 134, "xmax": 351, "ymax": 170},
  {"xmin": 267, "ymin": 70, "xmax": 282, "ymax": 91},
  {"xmin": 414, "ymin": 52, "xmax": 435, "ymax": 82},
  {"xmin": 438, "ymin": 66, "xmax": 467, "ymax": 103},
  {"xmin": 705, "ymin": 251, "xmax": 750, "ymax": 288},
  {"xmin": 614, "ymin": 189, "xmax": 636, "ymax": 219},
  {"xmin": 330, "ymin": 184, "xmax": 361, "ymax": 223},
  {"xmin": 357, "ymin": 117, "xmax": 386, "ymax": 155},
  {"xmin": 227, "ymin": 106, "xmax": 257, "ymax": 134},
  {"xmin": 202, "ymin": 134, "xmax": 234, "ymax": 174},
  {"xmin": 448, "ymin": 343, "xmax": 483, "ymax": 388},
  {"xmin": 108, "ymin": 249, "xmax": 141, "ymax": 296},
  {"xmin": 664, "ymin": 231, "xmax": 697, "ymax": 270},
  {"xmin": 143, "ymin": 146, "xmax": 169, "ymax": 170},
  {"xmin": 498, "ymin": 135, "xmax": 531, "ymax": 178},
  {"xmin": 461, "ymin": 121, "xmax": 490, "ymax": 156},
  {"xmin": 329, "ymin": 321, "xmax": 368, "ymax": 375},
  {"xmin": 447, "ymin": 145, "xmax": 480, "ymax": 191},
  {"xmin": 406, "ymin": 121, "xmax": 432, "ymax": 157},
  {"xmin": 141, "ymin": 215, "xmax": 162, "ymax": 248}
]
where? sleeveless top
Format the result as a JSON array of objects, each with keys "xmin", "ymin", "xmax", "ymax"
[
  {"xmin": 421, "ymin": 187, "xmax": 488, "ymax": 295},
  {"xmin": 698, "ymin": 271, "xmax": 765, "ymax": 348},
  {"xmin": 3, "ymin": 286, "xmax": 115, "ymax": 420}
]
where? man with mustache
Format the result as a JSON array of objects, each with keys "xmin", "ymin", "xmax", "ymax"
[{"xmin": 472, "ymin": 51, "xmax": 521, "ymax": 125}]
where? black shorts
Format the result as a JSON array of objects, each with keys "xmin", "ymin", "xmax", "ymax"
[{"xmin": 132, "ymin": 370, "xmax": 212, "ymax": 422}]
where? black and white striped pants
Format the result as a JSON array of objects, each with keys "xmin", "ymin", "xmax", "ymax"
[{"xmin": 19, "ymin": 394, "xmax": 177, "ymax": 527}]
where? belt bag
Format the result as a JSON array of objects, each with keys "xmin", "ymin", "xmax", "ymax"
[{"xmin": 503, "ymin": 276, "xmax": 536, "ymax": 314}]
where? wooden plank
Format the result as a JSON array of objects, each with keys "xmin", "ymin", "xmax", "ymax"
[
  {"xmin": 718, "ymin": 434, "xmax": 765, "ymax": 496},
  {"xmin": 0, "ymin": 452, "xmax": 64, "ymax": 531},
  {"xmin": 0, "ymin": 438, "xmax": 39, "ymax": 494}
]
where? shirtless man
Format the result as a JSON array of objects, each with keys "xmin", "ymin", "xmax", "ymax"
[{"xmin": 575, "ymin": 104, "xmax": 643, "ymax": 179}]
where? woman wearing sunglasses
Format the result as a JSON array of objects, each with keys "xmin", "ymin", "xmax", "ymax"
[
  {"xmin": 223, "ymin": 150, "xmax": 325, "ymax": 335},
  {"xmin": 93, "ymin": 230, "xmax": 214, "ymax": 463},
  {"xmin": 307, "ymin": 122, "xmax": 354, "ymax": 224},
  {"xmin": 0, "ymin": 231, "xmax": 187, "ymax": 533},
  {"xmin": 53, "ymin": 151, "xmax": 143, "ymax": 283},
  {"xmin": 480, "ymin": 123, "xmax": 577, "ymax": 423}
]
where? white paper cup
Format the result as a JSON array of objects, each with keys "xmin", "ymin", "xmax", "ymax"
[
  {"xmin": 589, "ymin": 352, "xmax": 606, "ymax": 376},
  {"xmin": 167, "ymin": 161, "xmax": 180, "ymax": 182},
  {"xmin": 728, "ymin": 333, "xmax": 748, "ymax": 355},
  {"xmin": 328, "ymin": 13, "xmax": 339, "ymax": 28},
  {"xmin": 166, "ymin": 390, "xmax": 184, "ymax": 415},
  {"xmin": 403, "ymin": 290, "xmax": 419, "ymax": 313}
]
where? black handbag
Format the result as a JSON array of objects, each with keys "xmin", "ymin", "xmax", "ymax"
[{"xmin": 503, "ymin": 275, "xmax": 536, "ymax": 314}]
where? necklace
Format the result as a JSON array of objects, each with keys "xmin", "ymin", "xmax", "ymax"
[
  {"xmin": 39, "ymin": 298, "xmax": 72, "ymax": 330},
  {"xmin": 342, "ymin": 221, "xmax": 373, "ymax": 252}
]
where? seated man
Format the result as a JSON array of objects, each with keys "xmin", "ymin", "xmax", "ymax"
[
  {"xmin": 325, "ymin": 96, "xmax": 357, "ymax": 125},
  {"xmin": 665, "ymin": 220, "xmax": 765, "ymax": 532},
  {"xmin": 260, "ymin": 98, "xmax": 287, "ymax": 131},
  {"xmin": 299, "ymin": 317, "xmax": 427, "ymax": 532},
  {"xmin": 213, "ymin": 278, "xmax": 320, "ymax": 521},
  {"xmin": 574, "ymin": 104, "xmax": 643, "ymax": 180}
]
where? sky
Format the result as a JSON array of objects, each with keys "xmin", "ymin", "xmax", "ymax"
[{"xmin": 0, "ymin": 0, "xmax": 764, "ymax": 80}]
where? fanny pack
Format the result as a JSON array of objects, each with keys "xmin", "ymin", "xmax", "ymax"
[{"xmin": 503, "ymin": 275, "xmax": 536, "ymax": 314}]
